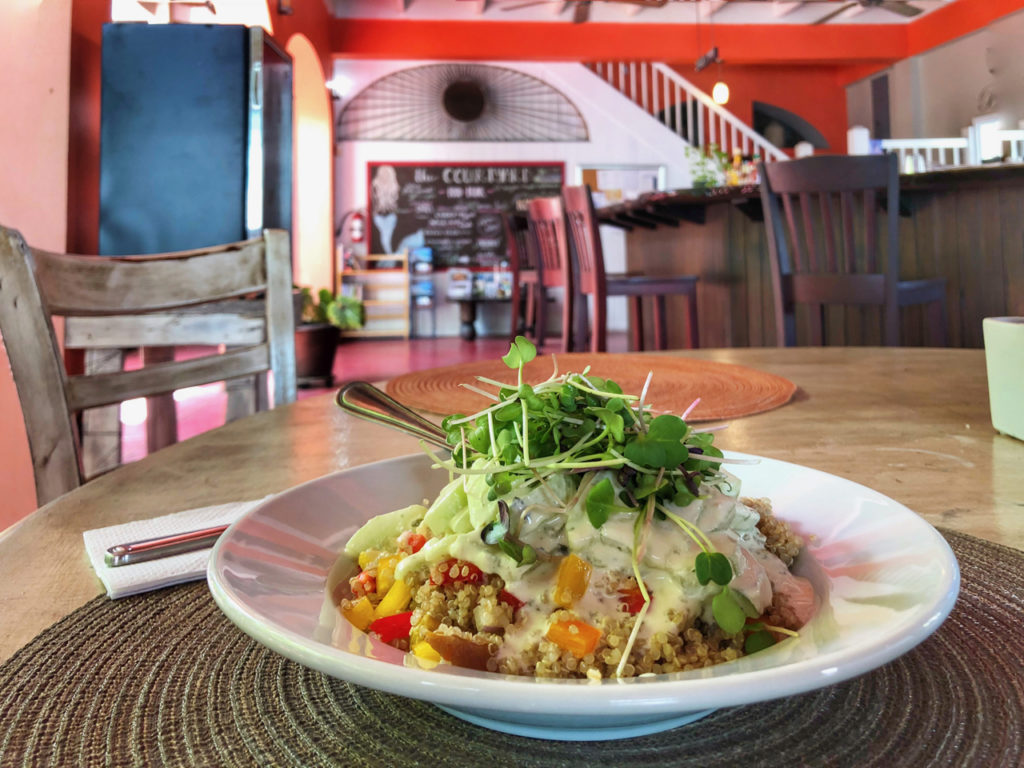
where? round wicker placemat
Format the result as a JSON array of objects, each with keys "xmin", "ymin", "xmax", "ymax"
[
  {"xmin": 1, "ymin": 529, "xmax": 1021, "ymax": 768},
  {"xmin": 386, "ymin": 353, "xmax": 797, "ymax": 421}
]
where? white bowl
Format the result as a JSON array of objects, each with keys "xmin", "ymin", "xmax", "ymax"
[{"xmin": 208, "ymin": 452, "xmax": 959, "ymax": 741}]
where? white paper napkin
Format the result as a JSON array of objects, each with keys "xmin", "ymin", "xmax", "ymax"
[{"xmin": 83, "ymin": 498, "xmax": 270, "ymax": 599}]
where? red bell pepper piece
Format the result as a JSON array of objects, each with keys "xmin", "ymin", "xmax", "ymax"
[
  {"xmin": 368, "ymin": 611, "xmax": 413, "ymax": 643},
  {"xmin": 617, "ymin": 586, "xmax": 648, "ymax": 615},
  {"xmin": 406, "ymin": 533, "xmax": 427, "ymax": 553},
  {"xmin": 499, "ymin": 589, "xmax": 524, "ymax": 612},
  {"xmin": 431, "ymin": 559, "xmax": 484, "ymax": 585}
]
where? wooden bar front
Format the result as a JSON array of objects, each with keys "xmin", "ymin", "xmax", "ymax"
[{"xmin": 600, "ymin": 166, "xmax": 1024, "ymax": 349}]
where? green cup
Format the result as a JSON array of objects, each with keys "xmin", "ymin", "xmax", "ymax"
[{"xmin": 983, "ymin": 317, "xmax": 1024, "ymax": 441}]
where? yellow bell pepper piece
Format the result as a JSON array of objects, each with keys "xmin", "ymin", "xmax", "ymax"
[
  {"xmin": 554, "ymin": 554, "xmax": 592, "ymax": 608},
  {"xmin": 374, "ymin": 578, "xmax": 412, "ymax": 618},
  {"xmin": 357, "ymin": 548, "xmax": 381, "ymax": 570},
  {"xmin": 375, "ymin": 554, "xmax": 401, "ymax": 596},
  {"xmin": 412, "ymin": 641, "xmax": 442, "ymax": 663},
  {"xmin": 341, "ymin": 596, "xmax": 375, "ymax": 631}
]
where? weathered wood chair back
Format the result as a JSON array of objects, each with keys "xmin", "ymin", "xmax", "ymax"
[
  {"xmin": 0, "ymin": 226, "xmax": 297, "ymax": 507},
  {"xmin": 525, "ymin": 197, "xmax": 573, "ymax": 352},
  {"xmin": 759, "ymin": 154, "xmax": 946, "ymax": 347}
]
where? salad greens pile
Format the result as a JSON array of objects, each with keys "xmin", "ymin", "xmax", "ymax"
[{"xmin": 424, "ymin": 336, "xmax": 762, "ymax": 639}]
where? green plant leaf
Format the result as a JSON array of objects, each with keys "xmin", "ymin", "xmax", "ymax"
[
  {"xmin": 744, "ymin": 629, "xmax": 776, "ymax": 654},
  {"xmin": 695, "ymin": 551, "xmax": 711, "ymax": 585},
  {"xmin": 695, "ymin": 551, "xmax": 733, "ymax": 586},
  {"xmin": 623, "ymin": 414, "xmax": 690, "ymax": 469},
  {"xmin": 589, "ymin": 407, "xmax": 624, "ymax": 443},
  {"xmin": 712, "ymin": 587, "xmax": 747, "ymax": 635},
  {"xmin": 502, "ymin": 336, "xmax": 537, "ymax": 369},
  {"xmin": 586, "ymin": 477, "xmax": 624, "ymax": 529},
  {"xmin": 731, "ymin": 588, "xmax": 760, "ymax": 619},
  {"xmin": 634, "ymin": 472, "xmax": 667, "ymax": 501},
  {"xmin": 707, "ymin": 552, "xmax": 733, "ymax": 586}
]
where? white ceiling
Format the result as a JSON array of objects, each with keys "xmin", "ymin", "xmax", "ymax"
[{"xmin": 332, "ymin": 0, "xmax": 959, "ymax": 26}]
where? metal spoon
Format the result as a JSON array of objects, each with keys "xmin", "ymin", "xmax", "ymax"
[
  {"xmin": 107, "ymin": 382, "xmax": 451, "ymax": 568},
  {"xmin": 335, "ymin": 380, "xmax": 450, "ymax": 451}
]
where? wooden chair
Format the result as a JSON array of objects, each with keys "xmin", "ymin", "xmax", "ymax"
[
  {"xmin": 0, "ymin": 226, "xmax": 297, "ymax": 507},
  {"xmin": 525, "ymin": 197, "xmax": 574, "ymax": 353},
  {"xmin": 562, "ymin": 185, "xmax": 699, "ymax": 352},
  {"xmin": 503, "ymin": 211, "xmax": 543, "ymax": 343},
  {"xmin": 758, "ymin": 154, "xmax": 947, "ymax": 347}
]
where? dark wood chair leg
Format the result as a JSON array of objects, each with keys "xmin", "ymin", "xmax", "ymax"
[
  {"xmin": 535, "ymin": 286, "xmax": 547, "ymax": 349},
  {"xmin": 510, "ymin": 280, "xmax": 522, "ymax": 341},
  {"xmin": 524, "ymin": 284, "xmax": 537, "ymax": 339},
  {"xmin": 559, "ymin": 287, "xmax": 573, "ymax": 353},
  {"xmin": 629, "ymin": 297, "xmax": 644, "ymax": 351},
  {"xmin": 592, "ymin": 294, "xmax": 606, "ymax": 352},
  {"xmin": 684, "ymin": 287, "xmax": 699, "ymax": 349},
  {"xmin": 652, "ymin": 296, "xmax": 667, "ymax": 350}
]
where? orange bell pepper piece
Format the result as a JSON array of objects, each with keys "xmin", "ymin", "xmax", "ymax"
[
  {"xmin": 554, "ymin": 554, "xmax": 592, "ymax": 608},
  {"xmin": 546, "ymin": 619, "xmax": 601, "ymax": 658}
]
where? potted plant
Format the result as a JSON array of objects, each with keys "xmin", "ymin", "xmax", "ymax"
[
  {"xmin": 686, "ymin": 143, "xmax": 730, "ymax": 191},
  {"xmin": 294, "ymin": 287, "xmax": 364, "ymax": 386}
]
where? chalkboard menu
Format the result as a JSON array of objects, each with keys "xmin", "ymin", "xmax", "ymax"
[{"xmin": 367, "ymin": 162, "xmax": 564, "ymax": 268}]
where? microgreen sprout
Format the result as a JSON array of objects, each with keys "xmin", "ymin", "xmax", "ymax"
[{"xmin": 480, "ymin": 501, "xmax": 536, "ymax": 566}]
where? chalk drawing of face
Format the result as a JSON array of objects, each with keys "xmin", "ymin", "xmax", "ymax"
[{"xmin": 371, "ymin": 165, "xmax": 400, "ymax": 214}]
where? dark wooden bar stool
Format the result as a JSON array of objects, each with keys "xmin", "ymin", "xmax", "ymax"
[
  {"xmin": 525, "ymin": 197, "xmax": 574, "ymax": 353},
  {"xmin": 503, "ymin": 211, "xmax": 543, "ymax": 343},
  {"xmin": 759, "ymin": 154, "xmax": 947, "ymax": 347},
  {"xmin": 562, "ymin": 185, "xmax": 699, "ymax": 352}
]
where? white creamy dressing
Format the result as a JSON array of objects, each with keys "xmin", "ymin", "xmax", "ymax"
[{"xmin": 371, "ymin": 461, "xmax": 803, "ymax": 659}]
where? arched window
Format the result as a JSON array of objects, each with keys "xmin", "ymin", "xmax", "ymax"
[{"xmin": 337, "ymin": 64, "xmax": 588, "ymax": 142}]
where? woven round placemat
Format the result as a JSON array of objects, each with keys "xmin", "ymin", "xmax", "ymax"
[
  {"xmin": 1, "ymin": 529, "xmax": 1020, "ymax": 768},
  {"xmin": 386, "ymin": 353, "xmax": 797, "ymax": 421}
]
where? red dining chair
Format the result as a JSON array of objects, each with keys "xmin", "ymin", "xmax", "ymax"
[
  {"xmin": 759, "ymin": 154, "xmax": 947, "ymax": 347},
  {"xmin": 503, "ymin": 211, "xmax": 544, "ymax": 343},
  {"xmin": 525, "ymin": 197, "xmax": 574, "ymax": 353},
  {"xmin": 562, "ymin": 185, "xmax": 699, "ymax": 352}
]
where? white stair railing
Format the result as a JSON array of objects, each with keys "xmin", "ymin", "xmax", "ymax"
[
  {"xmin": 879, "ymin": 137, "xmax": 970, "ymax": 172},
  {"xmin": 998, "ymin": 129, "xmax": 1024, "ymax": 162},
  {"xmin": 586, "ymin": 61, "xmax": 786, "ymax": 162}
]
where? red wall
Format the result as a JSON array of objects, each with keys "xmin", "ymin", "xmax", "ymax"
[
  {"xmin": 67, "ymin": 2, "xmax": 107, "ymax": 256},
  {"xmin": 682, "ymin": 64, "xmax": 864, "ymax": 155}
]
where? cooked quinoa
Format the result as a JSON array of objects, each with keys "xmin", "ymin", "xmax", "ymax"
[{"xmin": 339, "ymin": 497, "xmax": 809, "ymax": 680}]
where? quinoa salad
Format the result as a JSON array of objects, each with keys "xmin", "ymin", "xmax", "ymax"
[{"xmin": 334, "ymin": 338, "xmax": 815, "ymax": 680}]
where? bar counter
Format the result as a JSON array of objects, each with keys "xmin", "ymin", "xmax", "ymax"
[{"xmin": 598, "ymin": 164, "xmax": 1024, "ymax": 349}]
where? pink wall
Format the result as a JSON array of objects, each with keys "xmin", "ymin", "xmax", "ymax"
[{"xmin": 0, "ymin": 2, "xmax": 73, "ymax": 530}]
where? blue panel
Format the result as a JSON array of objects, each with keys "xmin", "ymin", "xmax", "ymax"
[{"xmin": 99, "ymin": 24, "xmax": 248, "ymax": 255}]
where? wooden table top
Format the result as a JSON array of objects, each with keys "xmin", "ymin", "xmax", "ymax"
[{"xmin": 1, "ymin": 347, "xmax": 1020, "ymax": 665}]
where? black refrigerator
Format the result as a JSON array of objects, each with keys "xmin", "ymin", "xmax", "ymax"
[{"xmin": 99, "ymin": 23, "xmax": 292, "ymax": 255}]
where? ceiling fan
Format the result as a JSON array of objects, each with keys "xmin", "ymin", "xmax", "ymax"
[
  {"xmin": 808, "ymin": 0, "xmax": 923, "ymax": 25},
  {"xmin": 499, "ymin": 0, "xmax": 668, "ymax": 24}
]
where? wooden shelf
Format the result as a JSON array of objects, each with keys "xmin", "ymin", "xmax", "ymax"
[{"xmin": 340, "ymin": 253, "xmax": 410, "ymax": 339}]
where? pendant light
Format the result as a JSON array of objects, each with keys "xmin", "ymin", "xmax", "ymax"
[{"xmin": 712, "ymin": 79, "xmax": 730, "ymax": 105}]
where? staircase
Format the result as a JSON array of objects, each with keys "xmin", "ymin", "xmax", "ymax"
[{"xmin": 585, "ymin": 61, "xmax": 786, "ymax": 162}]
